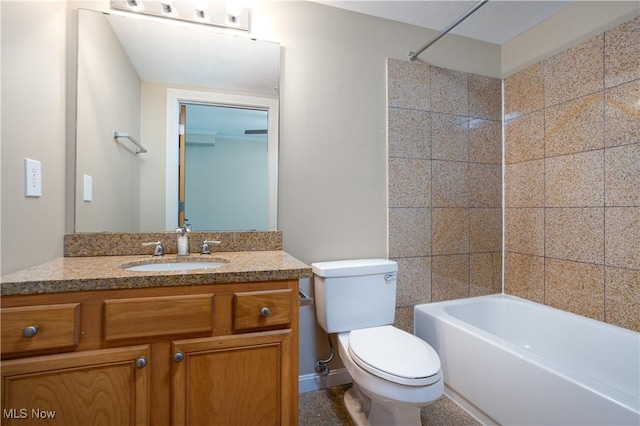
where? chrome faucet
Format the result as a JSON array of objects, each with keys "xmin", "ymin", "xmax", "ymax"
[
  {"xmin": 175, "ymin": 223, "xmax": 192, "ymax": 256},
  {"xmin": 142, "ymin": 241, "xmax": 164, "ymax": 256},
  {"xmin": 201, "ymin": 239, "xmax": 221, "ymax": 255}
]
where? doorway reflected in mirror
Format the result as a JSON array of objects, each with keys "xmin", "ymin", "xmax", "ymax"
[{"xmin": 180, "ymin": 104, "xmax": 269, "ymax": 231}]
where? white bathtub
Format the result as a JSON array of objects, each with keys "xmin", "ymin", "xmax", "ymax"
[{"xmin": 414, "ymin": 294, "xmax": 640, "ymax": 426}]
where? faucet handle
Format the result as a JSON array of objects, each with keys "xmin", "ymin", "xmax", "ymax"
[
  {"xmin": 201, "ymin": 240, "xmax": 221, "ymax": 255},
  {"xmin": 142, "ymin": 241, "xmax": 164, "ymax": 256},
  {"xmin": 176, "ymin": 223, "xmax": 192, "ymax": 234}
]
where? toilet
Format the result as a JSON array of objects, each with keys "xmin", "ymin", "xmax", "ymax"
[{"xmin": 312, "ymin": 259, "xmax": 443, "ymax": 426}]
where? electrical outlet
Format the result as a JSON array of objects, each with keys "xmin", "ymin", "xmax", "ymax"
[{"xmin": 24, "ymin": 158, "xmax": 42, "ymax": 197}]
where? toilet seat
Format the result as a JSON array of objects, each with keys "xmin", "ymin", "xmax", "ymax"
[{"xmin": 348, "ymin": 325, "xmax": 441, "ymax": 387}]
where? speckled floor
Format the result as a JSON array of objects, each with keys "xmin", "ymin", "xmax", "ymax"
[{"xmin": 299, "ymin": 384, "xmax": 481, "ymax": 426}]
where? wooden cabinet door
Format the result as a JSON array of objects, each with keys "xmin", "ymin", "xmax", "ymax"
[
  {"xmin": 1, "ymin": 345, "xmax": 150, "ymax": 426},
  {"xmin": 172, "ymin": 330, "xmax": 294, "ymax": 426}
]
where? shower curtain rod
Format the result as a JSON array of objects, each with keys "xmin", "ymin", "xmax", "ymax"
[{"xmin": 409, "ymin": 0, "xmax": 489, "ymax": 61}]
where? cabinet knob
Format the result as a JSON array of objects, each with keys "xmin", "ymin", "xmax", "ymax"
[
  {"xmin": 260, "ymin": 307, "xmax": 271, "ymax": 317},
  {"xmin": 135, "ymin": 357, "xmax": 148, "ymax": 369},
  {"xmin": 23, "ymin": 325, "xmax": 39, "ymax": 338},
  {"xmin": 173, "ymin": 352, "xmax": 184, "ymax": 363}
]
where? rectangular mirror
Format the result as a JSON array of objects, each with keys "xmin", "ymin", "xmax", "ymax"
[{"xmin": 75, "ymin": 8, "xmax": 280, "ymax": 232}]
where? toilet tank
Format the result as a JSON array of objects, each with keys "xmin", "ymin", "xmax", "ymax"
[{"xmin": 312, "ymin": 259, "xmax": 398, "ymax": 333}]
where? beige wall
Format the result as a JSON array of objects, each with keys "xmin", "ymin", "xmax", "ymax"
[
  {"xmin": 1, "ymin": 1, "xmax": 67, "ymax": 273},
  {"xmin": 504, "ymin": 16, "xmax": 639, "ymax": 332}
]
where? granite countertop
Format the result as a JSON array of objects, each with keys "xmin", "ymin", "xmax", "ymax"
[{"xmin": 0, "ymin": 251, "xmax": 312, "ymax": 296}]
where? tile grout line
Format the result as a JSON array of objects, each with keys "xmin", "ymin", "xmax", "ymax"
[
  {"xmin": 429, "ymin": 63, "xmax": 434, "ymax": 303},
  {"xmin": 602, "ymin": 31, "xmax": 608, "ymax": 324},
  {"xmin": 542, "ymin": 57, "xmax": 548, "ymax": 306}
]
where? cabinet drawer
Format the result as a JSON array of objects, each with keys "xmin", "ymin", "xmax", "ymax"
[
  {"xmin": 104, "ymin": 294, "xmax": 214, "ymax": 340},
  {"xmin": 1, "ymin": 303, "xmax": 80, "ymax": 355},
  {"xmin": 234, "ymin": 289, "xmax": 292, "ymax": 331}
]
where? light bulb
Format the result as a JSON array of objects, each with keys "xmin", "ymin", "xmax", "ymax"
[
  {"xmin": 193, "ymin": 0, "xmax": 209, "ymax": 20},
  {"xmin": 226, "ymin": 1, "xmax": 243, "ymax": 22},
  {"xmin": 193, "ymin": 0, "xmax": 209, "ymax": 12}
]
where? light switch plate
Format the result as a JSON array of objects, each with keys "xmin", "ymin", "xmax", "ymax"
[
  {"xmin": 24, "ymin": 158, "xmax": 42, "ymax": 197},
  {"xmin": 83, "ymin": 174, "xmax": 93, "ymax": 202}
]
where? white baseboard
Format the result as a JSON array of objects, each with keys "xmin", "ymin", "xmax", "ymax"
[{"xmin": 298, "ymin": 368, "xmax": 352, "ymax": 394}]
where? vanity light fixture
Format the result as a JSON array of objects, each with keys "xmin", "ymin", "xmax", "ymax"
[{"xmin": 111, "ymin": 0, "xmax": 250, "ymax": 31}]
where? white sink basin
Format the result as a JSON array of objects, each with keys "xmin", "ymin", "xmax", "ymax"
[{"xmin": 124, "ymin": 261, "xmax": 227, "ymax": 272}]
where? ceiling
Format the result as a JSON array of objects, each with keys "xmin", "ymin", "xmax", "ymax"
[
  {"xmin": 311, "ymin": 0, "xmax": 574, "ymax": 45},
  {"xmin": 106, "ymin": 11, "xmax": 280, "ymax": 95}
]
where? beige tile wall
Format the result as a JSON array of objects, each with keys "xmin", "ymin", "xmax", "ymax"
[
  {"xmin": 387, "ymin": 59, "xmax": 503, "ymax": 332},
  {"xmin": 388, "ymin": 16, "xmax": 639, "ymax": 334},
  {"xmin": 504, "ymin": 16, "xmax": 639, "ymax": 332}
]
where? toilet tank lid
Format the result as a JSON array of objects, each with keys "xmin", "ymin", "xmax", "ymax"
[{"xmin": 311, "ymin": 259, "xmax": 398, "ymax": 278}]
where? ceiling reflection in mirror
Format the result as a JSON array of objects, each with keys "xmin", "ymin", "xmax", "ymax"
[{"xmin": 74, "ymin": 8, "xmax": 280, "ymax": 233}]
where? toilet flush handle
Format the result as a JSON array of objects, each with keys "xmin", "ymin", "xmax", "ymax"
[{"xmin": 384, "ymin": 272, "xmax": 397, "ymax": 282}]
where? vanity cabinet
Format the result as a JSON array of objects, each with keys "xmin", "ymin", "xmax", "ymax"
[
  {"xmin": 172, "ymin": 330, "xmax": 293, "ymax": 425},
  {"xmin": 1, "ymin": 345, "xmax": 150, "ymax": 425},
  {"xmin": 1, "ymin": 280, "xmax": 299, "ymax": 426}
]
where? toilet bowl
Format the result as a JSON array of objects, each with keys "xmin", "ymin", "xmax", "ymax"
[
  {"xmin": 312, "ymin": 259, "xmax": 444, "ymax": 426},
  {"xmin": 337, "ymin": 327, "xmax": 443, "ymax": 426}
]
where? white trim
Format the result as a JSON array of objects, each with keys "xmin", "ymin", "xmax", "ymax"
[
  {"xmin": 165, "ymin": 88, "xmax": 279, "ymax": 231},
  {"xmin": 298, "ymin": 368, "xmax": 352, "ymax": 394}
]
